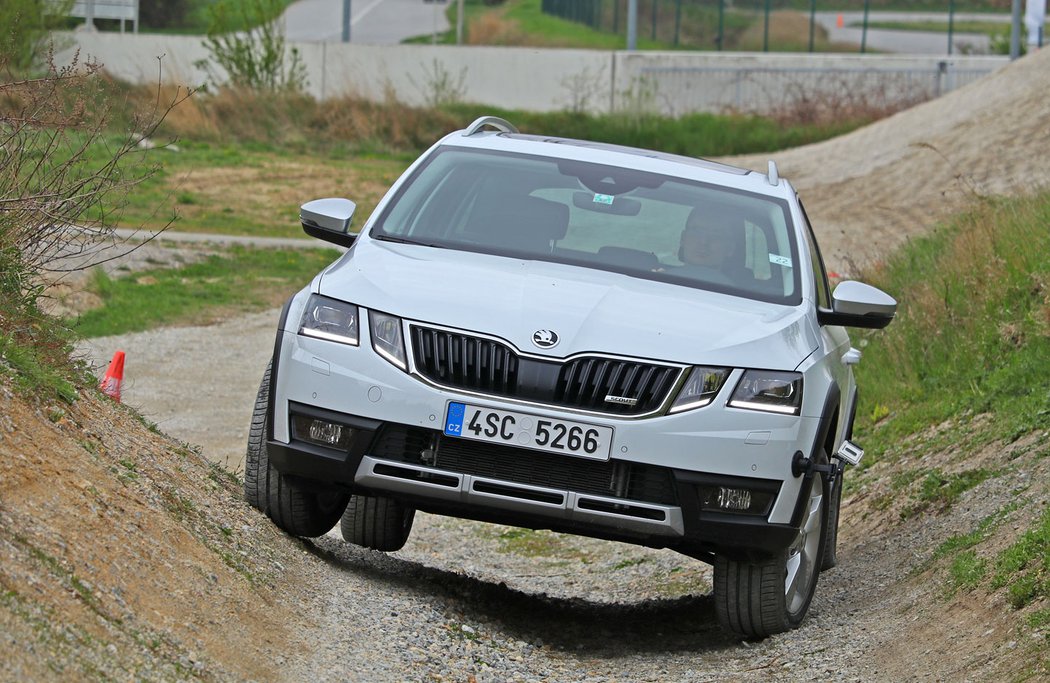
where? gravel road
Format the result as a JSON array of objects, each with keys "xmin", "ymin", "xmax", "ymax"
[
  {"xmin": 72, "ymin": 48, "xmax": 1050, "ymax": 673},
  {"xmin": 73, "ymin": 240, "xmax": 889, "ymax": 681}
]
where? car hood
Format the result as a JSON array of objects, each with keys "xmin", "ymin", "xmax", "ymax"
[{"xmin": 318, "ymin": 240, "xmax": 818, "ymax": 369}]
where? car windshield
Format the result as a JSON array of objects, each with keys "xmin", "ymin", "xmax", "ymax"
[{"xmin": 372, "ymin": 147, "xmax": 801, "ymax": 305}]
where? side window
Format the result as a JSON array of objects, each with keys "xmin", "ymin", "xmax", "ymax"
[{"xmin": 799, "ymin": 201, "xmax": 831, "ymax": 309}]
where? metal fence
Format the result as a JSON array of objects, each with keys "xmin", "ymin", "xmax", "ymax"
[{"xmin": 541, "ymin": 0, "xmax": 1020, "ymax": 55}]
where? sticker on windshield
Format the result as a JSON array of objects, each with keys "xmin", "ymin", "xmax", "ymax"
[
  {"xmin": 769, "ymin": 254, "xmax": 793, "ymax": 267},
  {"xmin": 593, "ymin": 193, "xmax": 614, "ymax": 205}
]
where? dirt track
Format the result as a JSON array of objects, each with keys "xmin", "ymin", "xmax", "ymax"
[{"xmin": 64, "ymin": 48, "xmax": 1050, "ymax": 681}]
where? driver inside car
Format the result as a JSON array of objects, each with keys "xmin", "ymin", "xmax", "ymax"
[{"xmin": 676, "ymin": 207, "xmax": 742, "ymax": 286}]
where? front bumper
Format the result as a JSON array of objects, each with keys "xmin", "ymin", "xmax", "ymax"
[
  {"xmin": 267, "ymin": 412, "xmax": 800, "ymax": 558},
  {"xmin": 267, "ymin": 313, "xmax": 822, "ymax": 558}
]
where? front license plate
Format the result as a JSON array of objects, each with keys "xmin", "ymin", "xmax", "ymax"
[{"xmin": 443, "ymin": 402, "xmax": 613, "ymax": 461}]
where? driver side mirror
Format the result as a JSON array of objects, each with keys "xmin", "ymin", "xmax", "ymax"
[
  {"xmin": 818, "ymin": 281, "xmax": 897, "ymax": 329},
  {"xmin": 300, "ymin": 198, "xmax": 357, "ymax": 248}
]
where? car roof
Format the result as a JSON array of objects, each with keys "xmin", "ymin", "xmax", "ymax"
[{"xmin": 439, "ymin": 127, "xmax": 790, "ymax": 198}]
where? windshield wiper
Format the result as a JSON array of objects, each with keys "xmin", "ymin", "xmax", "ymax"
[{"xmin": 372, "ymin": 234, "xmax": 445, "ymax": 248}]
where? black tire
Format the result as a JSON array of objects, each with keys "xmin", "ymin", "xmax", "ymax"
[
  {"xmin": 244, "ymin": 361, "xmax": 349, "ymax": 537},
  {"xmin": 714, "ymin": 470, "xmax": 828, "ymax": 639},
  {"xmin": 340, "ymin": 494, "xmax": 415, "ymax": 552}
]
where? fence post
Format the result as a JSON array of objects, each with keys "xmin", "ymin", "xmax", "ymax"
[
  {"xmin": 947, "ymin": 0, "xmax": 955, "ymax": 55},
  {"xmin": 1010, "ymin": 0, "xmax": 1022, "ymax": 59},
  {"xmin": 342, "ymin": 0, "xmax": 351, "ymax": 43},
  {"xmin": 763, "ymin": 0, "xmax": 771, "ymax": 52},
  {"xmin": 861, "ymin": 0, "xmax": 871, "ymax": 53},
  {"xmin": 614, "ymin": 0, "xmax": 620, "ymax": 34},
  {"xmin": 674, "ymin": 0, "xmax": 681, "ymax": 47},
  {"xmin": 627, "ymin": 0, "xmax": 638, "ymax": 49},
  {"xmin": 718, "ymin": 0, "xmax": 725, "ymax": 50},
  {"xmin": 85, "ymin": 0, "xmax": 96, "ymax": 31},
  {"xmin": 808, "ymin": 0, "xmax": 816, "ymax": 52},
  {"xmin": 651, "ymin": 0, "xmax": 657, "ymax": 41}
]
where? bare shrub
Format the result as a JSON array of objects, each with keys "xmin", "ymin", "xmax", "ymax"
[
  {"xmin": 467, "ymin": 13, "xmax": 525, "ymax": 45},
  {"xmin": 762, "ymin": 72, "xmax": 930, "ymax": 128},
  {"xmin": 0, "ymin": 51, "xmax": 190, "ymax": 305}
]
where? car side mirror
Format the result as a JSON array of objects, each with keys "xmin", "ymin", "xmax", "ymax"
[
  {"xmin": 817, "ymin": 281, "xmax": 897, "ymax": 329},
  {"xmin": 300, "ymin": 198, "xmax": 357, "ymax": 247}
]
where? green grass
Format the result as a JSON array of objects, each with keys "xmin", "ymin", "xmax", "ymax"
[
  {"xmin": 992, "ymin": 507, "xmax": 1050, "ymax": 610},
  {"xmin": 927, "ymin": 503, "xmax": 1019, "ymax": 566},
  {"xmin": 946, "ymin": 550, "xmax": 987, "ymax": 595},
  {"xmin": 854, "ymin": 192, "xmax": 1050, "ymax": 459},
  {"xmin": 67, "ymin": 246, "xmax": 340, "ymax": 338},
  {"xmin": 419, "ymin": 0, "xmax": 852, "ymax": 52}
]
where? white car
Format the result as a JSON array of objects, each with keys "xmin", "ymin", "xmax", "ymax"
[{"xmin": 244, "ymin": 116, "xmax": 896, "ymax": 638}]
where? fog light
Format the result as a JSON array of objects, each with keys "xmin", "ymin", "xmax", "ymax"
[
  {"xmin": 698, "ymin": 485, "xmax": 774, "ymax": 516},
  {"xmin": 717, "ymin": 487, "xmax": 751, "ymax": 511},
  {"xmin": 293, "ymin": 416, "xmax": 353, "ymax": 450},
  {"xmin": 310, "ymin": 420, "xmax": 342, "ymax": 445}
]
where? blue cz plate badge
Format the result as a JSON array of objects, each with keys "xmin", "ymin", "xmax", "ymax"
[{"xmin": 444, "ymin": 401, "xmax": 612, "ymax": 461}]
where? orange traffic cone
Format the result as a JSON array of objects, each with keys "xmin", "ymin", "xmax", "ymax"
[
  {"xmin": 836, "ymin": 13, "xmax": 844, "ymax": 28},
  {"xmin": 99, "ymin": 350, "xmax": 125, "ymax": 402}
]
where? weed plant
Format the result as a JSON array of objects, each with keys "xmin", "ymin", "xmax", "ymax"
[
  {"xmin": 153, "ymin": 86, "xmax": 869, "ymax": 159},
  {"xmin": 854, "ymin": 192, "xmax": 1050, "ymax": 456}
]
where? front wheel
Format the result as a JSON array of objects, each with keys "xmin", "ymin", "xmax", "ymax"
[
  {"xmin": 244, "ymin": 361, "xmax": 349, "ymax": 537},
  {"xmin": 714, "ymin": 471, "xmax": 827, "ymax": 638},
  {"xmin": 340, "ymin": 494, "xmax": 415, "ymax": 552}
]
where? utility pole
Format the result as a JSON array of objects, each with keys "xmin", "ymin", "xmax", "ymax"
[
  {"xmin": 627, "ymin": 0, "xmax": 638, "ymax": 51},
  {"xmin": 342, "ymin": 0, "xmax": 351, "ymax": 43}
]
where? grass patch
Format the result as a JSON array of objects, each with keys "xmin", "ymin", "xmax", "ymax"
[
  {"xmin": 90, "ymin": 83, "xmax": 877, "ymax": 237},
  {"xmin": 898, "ymin": 468, "xmax": 996, "ymax": 519},
  {"xmin": 0, "ymin": 312, "xmax": 81, "ymax": 404},
  {"xmin": 422, "ymin": 1, "xmax": 856, "ymax": 52},
  {"xmin": 854, "ymin": 192, "xmax": 1050, "ymax": 461},
  {"xmin": 946, "ymin": 550, "xmax": 987, "ymax": 596},
  {"xmin": 927, "ymin": 503, "xmax": 1019, "ymax": 566},
  {"xmin": 66, "ymin": 245, "xmax": 339, "ymax": 338},
  {"xmin": 497, "ymin": 528, "xmax": 590, "ymax": 561},
  {"xmin": 992, "ymin": 507, "xmax": 1050, "ymax": 610}
]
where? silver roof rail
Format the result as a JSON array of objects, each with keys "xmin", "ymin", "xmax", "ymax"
[
  {"xmin": 462, "ymin": 116, "xmax": 519, "ymax": 137},
  {"xmin": 767, "ymin": 160, "xmax": 780, "ymax": 186}
]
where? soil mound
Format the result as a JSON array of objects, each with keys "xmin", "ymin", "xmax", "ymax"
[{"xmin": 728, "ymin": 47, "xmax": 1050, "ymax": 271}]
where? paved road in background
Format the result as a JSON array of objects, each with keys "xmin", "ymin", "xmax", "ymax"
[
  {"xmin": 282, "ymin": 0, "xmax": 450, "ymax": 44},
  {"xmin": 814, "ymin": 11, "xmax": 1011, "ymax": 55}
]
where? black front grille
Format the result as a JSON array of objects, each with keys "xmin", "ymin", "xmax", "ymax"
[
  {"xmin": 555, "ymin": 357, "xmax": 680, "ymax": 414},
  {"xmin": 411, "ymin": 326, "xmax": 519, "ymax": 393},
  {"xmin": 409, "ymin": 325, "xmax": 680, "ymax": 416},
  {"xmin": 369, "ymin": 425, "xmax": 677, "ymax": 506}
]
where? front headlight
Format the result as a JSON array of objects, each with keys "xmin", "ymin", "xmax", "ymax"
[
  {"xmin": 369, "ymin": 310, "xmax": 407, "ymax": 370},
  {"xmin": 669, "ymin": 366, "xmax": 730, "ymax": 413},
  {"xmin": 299, "ymin": 295, "xmax": 359, "ymax": 345},
  {"xmin": 729, "ymin": 370, "xmax": 803, "ymax": 415}
]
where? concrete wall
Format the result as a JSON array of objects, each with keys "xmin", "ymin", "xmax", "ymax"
[{"xmin": 55, "ymin": 32, "xmax": 1008, "ymax": 116}]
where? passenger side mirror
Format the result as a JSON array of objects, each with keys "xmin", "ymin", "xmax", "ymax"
[
  {"xmin": 817, "ymin": 281, "xmax": 897, "ymax": 329},
  {"xmin": 300, "ymin": 198, "xmax": 357, "ymax": 247}
]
